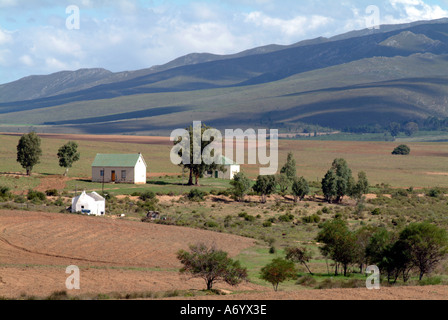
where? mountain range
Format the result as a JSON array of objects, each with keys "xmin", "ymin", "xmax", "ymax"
[{"xmin": 0, "ymin": 18, "xmax": 448, "ymax": 135}]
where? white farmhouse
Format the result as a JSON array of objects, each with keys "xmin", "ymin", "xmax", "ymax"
[
  {"xmin": 91, "ymin": 153, "xmax": 147, "ymax": 184},
  {"xmin": 205, "ymin": 156, "xmax": 241, "ymax": 180},
  {"xmin": 71, "ymin": 191, "xmax": 106, "ymax": 216}
]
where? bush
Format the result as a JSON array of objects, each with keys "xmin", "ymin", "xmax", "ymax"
[
  {"xmin": 187, "ymin": 189, "xmax": 206, "ymax": 202},
  {"xmin": 278, "ymin": 213, "xmax": 295, "ymax": 222},
  {"xmin": 263, "ymin": 220, "xmax": 272, "ymax": 228},
  {"xmin": 392, "ymin": 145, "xmax": 411, "ymax": 155},
  {"xmin": 27, "ymin": 189, "xmax": 46, "ymax": 202},
  {"xmin": 302, "ymin": 214, "xmax": 321, "ymax": 224},
  {"xmin": 139, "ymin": 191, "xmax": 156, "ymax": 201},
  {"xmin": 45, "ymin": 189, "xmax": 59, "ymax": 197},
  {"xmin": 296, "ymin": 274, "xmax": 317, "ymax": 287},
  {"xmin": 371, "ymin": 208, "xmax": 381, "ymax": 216},
  {"xmin": 0, "ymin": 186, "xmax": 11, "ymax": 199},
  {"xmin": 427, "ymin": 188, "xmax": 443, "ymax": 198}
]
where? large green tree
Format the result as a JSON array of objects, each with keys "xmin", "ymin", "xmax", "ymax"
[
  {"xmin": 57, "ymin": 141, "xmax": 80, "ymax": 176},
  {"xmin": 252, "ymin": 175, "xmax": 277, "ymax": 203},
  {"xmin": 399, "ymin": 222, "xmax": 448, "ymax": 280},
  {"xmin": 174, "ymin": 123, "xmax": 225, "ymax": 186},
  {"xmin": 291, "ymin": 176, "xmax": 309, "ymax": 203},
  {"xmin": 322, "ymin": 158, "xmax": 354, "ymax": 203},
  {"xmin": 16, "ymin": 132, "xmax": 42, "ymax": 176},
  {"xmin": 177, "ymin": 243, "xmax": 248, "ymax": 291},
  {"xmin": 316, "ymin": 218, "xmax": 358, "ymax": 276},
  {"xmin": 230, "ymin": 172, "xmax": 252, "ymax": 202}
]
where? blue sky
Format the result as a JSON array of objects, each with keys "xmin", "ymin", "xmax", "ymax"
[{"xmin": 0, "ymin": 0, "xmax": 447, "ymax": 84}]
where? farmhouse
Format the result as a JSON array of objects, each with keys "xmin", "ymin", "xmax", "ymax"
[
  {"xmin": 92, "ymin": 153, "xmax": 147, "ymax": 184},
  {"xmin": 71, "ymin": 191, "xmax": 105, "ymax": 216},
  {"xmin": 205, "ymin": 156, "xmax": 240, "ymax": 180}
]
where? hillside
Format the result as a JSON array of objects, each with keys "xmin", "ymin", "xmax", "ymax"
[{"xmin": 0, "ymin": 18, "xmax": 447, "ymax": 135}]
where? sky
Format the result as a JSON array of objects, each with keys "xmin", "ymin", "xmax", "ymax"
[{"xmin": 0, "ymin": 0, "xmax": 447, "ymax": 84}]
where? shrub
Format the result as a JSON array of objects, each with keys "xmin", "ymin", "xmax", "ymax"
[
  {"xmin": 45, "ymin": 189, "xmax": 59, "ymax": 197},
  {"xmin": 278, "ymin": 213, "xmax": 295, "ymax": 222},
  {"xmin": 27, "ymin": 189, "xmax": 46, "ymax": 202},
  {"xmin": 205, "ymin": 221, "xmax": 219, "ymax": 228},
  {"xmin": 296, "ymin": 274, "xmax": 317, "ymax": 287},
  {"xmin": 187, "ymin": 189, "xmax": 206, "ymax": 202},
  {"xmin": 392, "ymin": 145, "xmax": 411, "ymax": 155},
  {"xmin": 371, "ymin": 208, "xmax": 381, "ymax": 216},
  {"xmin": 302, "ymin": 214, "xmax": 321, "ymax": 223},
  {"xmin": 263, "ymin": 220, "xmax": 272, "ymax": 228},
  {"xmin": 427, "ymin": 188, "xmax": 443, "ymax": 198},
  {"xmin": 139, "ymin": 191, "xmax": 156, "ymax": 201},
  {"xmin": 0, "ymin": 186, "xmax": 11, "ymax": 199}
]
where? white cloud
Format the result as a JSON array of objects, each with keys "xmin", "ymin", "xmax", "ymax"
[
  {"xmin": 0, "ymin": 28, "xmax": 12, "ymax": 44},
  {"xmin": 387, "ymin": 0, "xmax": 448, "ymax": 23},
  {"xmin": 0, "ymin": 0, "xmax": 447, "ymax": 84},
  {"xmin": 244, "ymin": 11, "xmax": 332, "ymax": 37}
]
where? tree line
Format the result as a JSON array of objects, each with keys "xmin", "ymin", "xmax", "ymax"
[{"xmin": 15, "ymin": 132, "xmax": 80, "ymax": 176}]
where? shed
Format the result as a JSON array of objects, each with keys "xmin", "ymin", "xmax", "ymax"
[
  {"xmin": 205, "ymin": 156, "xmax": 240, "ymax": 180},
  {"xmin": 92, "ymin": 153, "xmax": 147, "ymax": 184},
  {"xmin": 71, "ymin": 191, "xmax": 105, "ymax": 216}
]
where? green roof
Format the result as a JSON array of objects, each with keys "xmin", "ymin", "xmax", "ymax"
[
  {"xmin": 92, "ymin": 154, "xmax": 145, "ymax": 167},
  {"xmin": 221, "ymin": 156, "xmax": 238, "ymax": 165}
]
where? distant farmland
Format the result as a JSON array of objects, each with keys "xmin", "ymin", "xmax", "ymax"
[{"xmin": 1, "ymin": 133, "xmax": 448, "ymax": 189}]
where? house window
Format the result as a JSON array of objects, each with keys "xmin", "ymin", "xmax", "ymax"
[
  {"xmin": 121, "ymin": 170, "xmax": 126, "ymax": 179},
  {"xmin": 100, "ymin": 170, "xmax": 104, "ymax": 177}
]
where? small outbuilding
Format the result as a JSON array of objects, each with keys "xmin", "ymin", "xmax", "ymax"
[
  {"xmin": 205, "ymin": 156, "xmax": 240, "ymax": 180},
  {"xmin": 92, "ymin": 153, "xmax": 147, "ymax": 184},
  {"xmin": 71, "ymin": 191, "xmax": 106, "ymax": 216}
]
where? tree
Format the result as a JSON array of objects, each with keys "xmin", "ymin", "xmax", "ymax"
[
  {"xmin": 230, "ymin": 172, "xmax": 251, "ymax": 202},
  {"xmin": 389, "ymin": 122, "xmax": 401, "ymax": 138},
  {"xmin": 321, "ymin": 159, "xmax": 354, "ymax": 204},
  {"xmin": 291, "ymin": 176, "xmax": 309, "ymax": 202},
  {"xmin": 392, "ymin": 145, "xmax": 411, "ymax": 155},
  {"xmin": 322, "ymin": 169, "xmax": 337, "ymax": 203},
  {"xmin": 404, "ymin": 122, "xmax": 419, "ymax": 137},
  {"xmin": 16, "ymin": 132, "xmax": 42, "ymax": 176},
  {"xmin": 57, "ymin": 141, "xmax": 80, "ymax": 176},
  {"xmin": 332, "ymin": 158, "xmax": 354, "ymax": 203},
  {"xmin": 260, "ymin": 258, "xmax": 297, "ymax": 291},
  {"xmin": 177, "ymin": 243, "xmax": 248, "ymax": 291},
  {"xmin": 285, "ymin": 247, "xmax": 313, "ymax": 275},
  {"xmin": 252, "ymin": 175, "xmax": 277, "ymax": 203},
  {"xmin": 280, "ymin": 152, "xmax": 296, "ymax": 182},
  {"xmin": 351, "ymin": 171, "xmax": 369, "ymax": 201},
  {"xmin": 399, "ymin": 222, "xmax": 448, "ymax": 280},
  {"xmin": 174, "ymin": 123, "xmax": 225, "ymax": 186},
  {"xmin": 275, "ymin": 173, "xmax": 291, "ymax": 194},
  {"xmin": 316, "ymin": 219, "xmax": 358, "ymax": 276},
  {"xmin": 366, "ymin": 228, "xmax": 413, "ymax": 283}
]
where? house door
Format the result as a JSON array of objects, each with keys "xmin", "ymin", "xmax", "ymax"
[
  {"xmin": 215, "ymin": 171, "xmax": 219, "ymax": 179},
  {"xmin": 111, "ymin": 171, "xmax": 116, "ymax": 182}
]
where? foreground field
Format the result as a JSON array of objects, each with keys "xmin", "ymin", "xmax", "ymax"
[
  {"xmin": 0, "ymin": 210, "xmax": 260, "ymax": 298},
  {"xmin": 1, "ymin": 209, "xmax": 446, "ymax": 300}
]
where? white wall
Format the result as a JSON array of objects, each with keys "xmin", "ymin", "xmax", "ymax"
[{"xmin": 134, "ymin": 157, "xmax": 147, "ymax": 184}]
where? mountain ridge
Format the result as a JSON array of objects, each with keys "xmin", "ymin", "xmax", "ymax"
[{"xmin": 0, "ymin": 18, "xmax": 448, "ymax": 135}]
